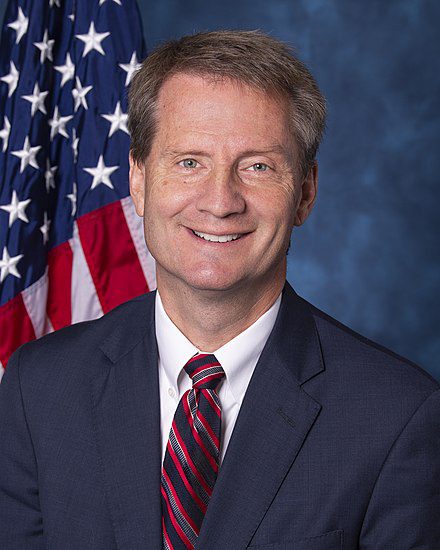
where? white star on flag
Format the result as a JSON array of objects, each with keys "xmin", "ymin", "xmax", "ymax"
[
  {"xmin": 11, "ymin": 137, "xmax": 41, "ymax": 173},
  {"xmin": 54, "ymin": 53, "xmax": 75, "ymax": 87},
  {"xmin": 7, "ymin": 7, "xmax": 29, "ymax": 44},
  {"xmin": 40, "ymin": 212, "xmax": 51, "ymax": 244},
  {"xmin": 72, "ymin": 77, "xmax": 93, "ymax": 111},
  {"xmin": 119, "ymin": 51, "xmax": 141, "ymax": 86},
  {"xmin": 34, "ymin": 29, "xmax": 55, "ymax": 63},
  {"xmin": 67, "ymin": 183, "xmax": 77, "ymax": 216},
  {"xmin": 0, "ymin": 190, "xmax": 31, "ymax": 228},
  {"xmin": 68, "ymin": 13, "xmax": 75, "ymax": 22},
  {"xmin": 75, "ymin": 22, "xmax": 110, "ymax": 57},
  {"xmin": 22, "ymin": 82, "xmax": 49, "ymax": 116},
  {"xmin": 49, "ymin": 0, "xmax": 61, "ymax": 7},
  {"xmin": 71, "ymin": 128, "xmax": 79, "ymax": 162},
  {"xmin": 1, "ymin": 61, "xmax": 20, "ymax": 98},
  {"xmin": 45, "ymin": 159, "xmax": 57, "ymax": 192},
  {"xmin": 0, "ymin": 116, "xmax": 11, "ymax": 153},
  {"xmin": 99, "ymin": 0, "xmax": 122, "ymax": 5},
  {"xmin": 84, "ymin": 155, "xmax": 119, "ymax": 190},
  {"xmin": 0, "ymin": 247, "xmax": 23, "ymax": 283},
  {"xmin": 101, "ymin": 101, "xmax": 129, "ymax": 137},
  {"xmin": 48, "ymin": 106, "xmax": 73, "ymax": 140}
]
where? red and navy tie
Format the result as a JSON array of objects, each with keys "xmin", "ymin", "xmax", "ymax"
[{"xmin": 161, "ymin": 353, "xmax": 225, "ymax": 549}]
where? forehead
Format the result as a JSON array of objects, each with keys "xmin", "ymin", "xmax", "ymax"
[{"xmin": 153, "ymin": 73, "xmax": 294, "ymax": 153}]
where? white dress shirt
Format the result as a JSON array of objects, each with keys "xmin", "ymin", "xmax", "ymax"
[{"xmin": 155, "ymin": 291, "xmax": 282, "ymax": 465}]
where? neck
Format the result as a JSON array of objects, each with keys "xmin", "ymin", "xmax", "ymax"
[{"xmin": 157, "ymin": 266, "xmax": 285, "ymax": 352}]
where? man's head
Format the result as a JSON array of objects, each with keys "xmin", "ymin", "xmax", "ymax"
[
  {"xmin": 128, "ymin": 30, "xmax": 326, "ymax": 178},
  {"xmin": 128, "ymin": 31, "xmax": 326, "ymax": 302}
]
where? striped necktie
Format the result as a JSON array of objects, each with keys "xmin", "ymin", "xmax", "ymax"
[{"xmin": 161, "ymin": 353, "xmax": 226, "ymax": 549}]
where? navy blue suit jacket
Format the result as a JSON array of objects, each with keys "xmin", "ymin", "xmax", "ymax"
[{"xmin": 0, "ymin": 283, "xmax": 439, "ymax": 548}]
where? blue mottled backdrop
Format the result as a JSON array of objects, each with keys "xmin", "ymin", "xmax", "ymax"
[{"xmin": 1, "ymin": 0, "xmax": 439, "ymax": 380}]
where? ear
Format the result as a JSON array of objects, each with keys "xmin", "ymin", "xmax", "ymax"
[
  {"xmin": 129, "ymin": 152, "xmax": 146, "ymax": 217},
  {"xmin": 294, "ymin": 162, "xmax": 318, "ymax": 227}
]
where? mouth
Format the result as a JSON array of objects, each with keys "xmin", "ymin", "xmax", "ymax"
[{"xmin": 191, "ymin": 229, "xmax": 246, "ymax": 243}]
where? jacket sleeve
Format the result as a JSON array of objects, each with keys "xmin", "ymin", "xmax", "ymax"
[
  {"xmin": 359, "ymin": 388, "xmax": 440, "ymax": 548},
  {"xmin": 0, "ymin": 347, "xmax": 45, "ymax": 549}
]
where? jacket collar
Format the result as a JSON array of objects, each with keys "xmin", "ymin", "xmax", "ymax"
[
  {"xmin": 93, "ymin": 282, "xmax": 325, "ymax": 549},
  {"xmin": 98, "ymin": 291, "xmax": 156, "ymax": 365},
  {"xmin": 99, "ymin": 283, "xmax": 324, "ymax": 385},
  {"xmin": 269, "ymin": 282, "xmax": 325, "ymax": 385},
  {"xmin": 196, "ymin": 282, "xmax": 325, "ymax": 548}
]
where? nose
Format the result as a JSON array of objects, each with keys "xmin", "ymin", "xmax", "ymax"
[{"xmin": 195, "ymin": 166, "xmax": 246, "ymax": 218}]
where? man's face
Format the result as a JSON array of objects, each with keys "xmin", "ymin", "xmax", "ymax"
[{"xmin": 130, "ymin": 73, "xmax": 317, "ymax": 296}]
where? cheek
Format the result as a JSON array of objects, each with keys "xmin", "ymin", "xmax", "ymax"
[
  {"xmin": 146, "ymin": 170, "xmax": 197, "ymax": 203},
  {"xmin": 252, "ymin": 186, "xmax": 297, "ymax": 230},
  {"xmin": 144, "ymin": 174, "xmax": 191, "ymax": 217}
]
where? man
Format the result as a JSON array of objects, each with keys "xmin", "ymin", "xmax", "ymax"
[{"xmin": 0, "ymin": 30, "xmax": 439, "ymax": 549}]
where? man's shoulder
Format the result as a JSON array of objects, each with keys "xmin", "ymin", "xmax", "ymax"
[
  {"xmin": 304, "ymin": 298, "xmax": 439, "ymax": 395},
  {"xmin": 7, "ymin": 291, "xmax": 156, "ymax": 382}
]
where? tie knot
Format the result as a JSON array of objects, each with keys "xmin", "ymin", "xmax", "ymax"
[{"xmin": 184, "ymin": 353, "xmax": 225, "ymax": 390}]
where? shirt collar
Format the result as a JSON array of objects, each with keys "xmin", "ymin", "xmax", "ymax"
[{"xmin": 155, "ymin": 291, "xmax": 282, "ymax": 405}]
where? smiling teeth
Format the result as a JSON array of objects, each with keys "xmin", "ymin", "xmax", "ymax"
[{"xmin": 193, "ymin": 230, "xmax": 241, "ymax": 242}]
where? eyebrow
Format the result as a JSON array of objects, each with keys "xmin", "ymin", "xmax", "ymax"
[
  {"xmin": 164, "ymin": 145, "xmax": 289, "ymax": 157},
  {"xmin": 165, "ymin": 149, "xmax": 208, "ymax": 157},
  {"xmin": 237, "ymin": 145, "xmax": 289, "ymax": 157}
]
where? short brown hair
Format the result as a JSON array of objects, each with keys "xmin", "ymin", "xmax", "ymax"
[{"xmin": 128, "ymin": 30, "xmax": 326, "ymax": 176}]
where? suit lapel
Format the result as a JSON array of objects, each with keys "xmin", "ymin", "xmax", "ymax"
[
  {"xmin": 91, "ymin": 292, "xmax": 163, "ymax": 550},
  {"xmin": 196, "ymin": 283, "xmax": 325, "ymax": 549},
  {"xmin": 89, "ymin": 284, "xmax": 324, "ymax": 549}
]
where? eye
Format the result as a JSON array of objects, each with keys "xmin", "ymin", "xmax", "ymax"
[
  {"xmin": 179, "ymin": 158, "xmax": 199, "ymax": 169},
  {"xmin": 249, "ymin": 163, "xmax": 269, "ymax": 172}
]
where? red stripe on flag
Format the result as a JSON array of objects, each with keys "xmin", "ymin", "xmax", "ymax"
[
  {"xmin": 47, "ymin": 241, "xmax": 73, "ymax": 330},
  {"xmin": 77, "ymin": 201, "xmax": 149, "ymax": 313},
  {"xmin": 0, "ymin": 294, "xmax": 36, "ymax": 368}
]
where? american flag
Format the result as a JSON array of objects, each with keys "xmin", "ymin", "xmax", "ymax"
[{"xmin": 0, "ymin": 0, "xmax": 156, "ymax": 378}]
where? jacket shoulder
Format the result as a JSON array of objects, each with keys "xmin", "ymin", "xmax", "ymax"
[
  {"xmin": 6, "ymin": 291, "xmax": 155, "ymax": 383},
  {"xmin": 307, "ymin": 300, "xmax": 439, "ymax": 394}
]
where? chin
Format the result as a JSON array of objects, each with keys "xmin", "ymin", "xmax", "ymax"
[
  {"xmin": 179, "ymin": 267, "xmax": 247, "ymax": 293},
  {"xmin": 157, "ymin": 260, "xmax": 252, "ymax": 293},
  {"xmin": 184, "ymin": 277, "xmax": 240, "ymax": 293}
]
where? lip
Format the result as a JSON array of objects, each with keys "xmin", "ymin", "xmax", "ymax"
[{"xmin": 186, "ymin": 227, "xmax": 251, "ymax": 244}]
